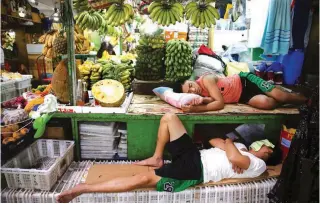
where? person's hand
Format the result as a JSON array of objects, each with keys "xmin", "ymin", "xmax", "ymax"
[
  {"xmin": 181, "ymin": 105, "xmax": 194, "ymax": 113},
  {"xmin": 188, "ymin": 97, "xmax": 203, "ymax": 105},
  {"xmin": 232, "ymin": 163, "xmax": 244, "ymax": 174}
]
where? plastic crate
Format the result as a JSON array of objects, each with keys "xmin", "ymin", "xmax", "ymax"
[
  {"xmin": 0, "ymin": 80, "xmax": 16, "ymax": 92},
  {"xmin": 14, "ymin": 75, "xmax": 32, "ymax": 89},
  {"xmin": 1, "ymin": 139, "xmax": 74, "ymax": 191},
  {"xmin": 1, "ymin": 88, "xmax": 17, "ymax": 102},
  {"xmin": 16, "ymin": 86, "xmax": 32, "ymax": 96}
]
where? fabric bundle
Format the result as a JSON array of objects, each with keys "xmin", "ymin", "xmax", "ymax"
[
  {"xmin": 268, "ymin": 87, "xmax": 319, "ymax": 202},
  {"xmin": 260, "ymin": 0, "xmax": 291, "ymax": 55}
]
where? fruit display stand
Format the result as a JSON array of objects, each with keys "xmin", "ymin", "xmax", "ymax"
[{"xmin": 55, "ymin": 0, "xmax": 300, "ymax": 162}]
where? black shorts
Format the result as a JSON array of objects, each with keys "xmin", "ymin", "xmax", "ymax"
[
  {"xmin": 238, "ymin": 72, "xmax": 276, "ymax": 104},
  {"xmin": 238, "ymin": 76, "xmax": 266, "ymax": 103},
  {"xmin": 155, "ymin": 134, "xmax": 202, "ymax": 180}
]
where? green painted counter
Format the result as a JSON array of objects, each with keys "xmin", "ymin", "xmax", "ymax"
[
  {"xmin": 52, "ymin": 94, "xmax": 300, "ymax": 160},
  {"xmin": 52, "ymin": 112, "xmax": 296, "ymax": 160}
]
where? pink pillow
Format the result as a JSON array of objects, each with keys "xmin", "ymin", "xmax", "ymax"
[{"xmin": 153, "ymin": 87, "xmax": 203, "ymax": 109}]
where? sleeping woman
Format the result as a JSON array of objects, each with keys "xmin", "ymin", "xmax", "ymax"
[{"xmin": 181, "ymin": 72, "xmax": 307, "ymax": 113}]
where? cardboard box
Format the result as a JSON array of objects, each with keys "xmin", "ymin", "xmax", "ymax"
[
  {"xmin": 85, "ymin": 164, "xmax": 152, "ymax": 185},
  {"xmin": 43, "ymin": 127, "xmax": 65, "ymax": 140}
]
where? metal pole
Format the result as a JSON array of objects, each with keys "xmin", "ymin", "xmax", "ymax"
[{"xmin": 64, "ymin": 0, "xmax": 77, "ymax": 105}]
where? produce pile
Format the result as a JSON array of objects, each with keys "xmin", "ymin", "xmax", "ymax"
[
  {"xmin": 1, "ymin": 124, "xmax": 29, "ymax": 145},
  {"xmin": 185, "ymin": 1, "xmax": 220, "ymax": 28},
  {"xmin": 165, "ymin": 39, "xmax": 193, "ymax": 82},
  {"xmin": 39, "ymin": 30, "xmax": 58, "ymax": 59},
  {"xmin": 135, "ymin": 33, "xmax": 165, "ymax": 81},
  {"xmin": 90, "ymin": 63, "xmax": 102, "ymax": 89},
  {"xmin": 1, "ymin": 96, "xmax": 27, "ymax": 109},
  {"xmin": 148, "ymin": 2, "xmax": 184, "ymax": 26},
  {"xmin": 75, "ymin": 32, "xmax": 91, "ymax": 54},
  {"xmin": 78, "ymin": 60, "xmax": 94, "ymax": 88},
  {"xmin": 99, "ymin": 59, "xmax": 134, "ymax": 90},
  {"xmin": 78, "ymin": 60, "xmax": 102, "ymax": 89}
]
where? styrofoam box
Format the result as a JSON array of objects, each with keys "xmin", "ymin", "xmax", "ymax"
[
  {"xmin": 79, "ymin": 122, "xmax": 118, "ymax": 135},
  {"xmin": 1, "ymin": 139, "xmax": 74, "ymax": 191},
  {"xmin": 26, "ymin": 44, "xmax": 44, "ymax": 54},
  {"xmin": 1, "ymin": 88, "xmax": 17, "ymax": 102},
  {"xmin": 16, "ymin": 86, "xmax": 32, "ymax": 96},
  {"xmin": 14, "ymin": 75, "xmax": 32, "ymax": 89}
]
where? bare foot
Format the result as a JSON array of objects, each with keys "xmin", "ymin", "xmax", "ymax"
[
  {"xmin": 134, "ymin": 156, "xmax": 163, "ymax": 168},
  {"xmin": 56, "ymin": 183, "xmax": 87, "ymax": 203}
]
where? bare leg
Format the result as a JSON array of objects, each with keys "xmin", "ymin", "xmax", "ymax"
[
  {"xmin": 134, "ymin": 113, "xmax": 187, "ymax": 168},
  {"xmin": 248, "ymin": 95, "xmax": 278, "ymax": 110},
  {"xmin": 266, "ymin": 87, "xmax": 307, "ymax": 105},
  {"xmin": 57, "ymin": 171, "xmax": 161, "ymax": 203}
]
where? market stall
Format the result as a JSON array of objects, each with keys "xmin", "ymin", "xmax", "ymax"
[{"xmin": 1, "ymin": 0, "xmax": 318, "ymax": 203}]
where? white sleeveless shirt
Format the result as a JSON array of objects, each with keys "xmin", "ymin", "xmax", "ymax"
[{"xmin": 200, "ymin": 143, "xmax": 267, "ymax": 183}]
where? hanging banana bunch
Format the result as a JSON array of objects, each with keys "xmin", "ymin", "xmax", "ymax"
[
  {"xmin": 148, "ymin": 1, "xmax": 184, "ymax": 26},
  {"xmin": 185, "ymin": 1, "xmax": 220, "ymax": 29},
  {"xmin": 73, "ymin": 0, "xmax": 93, "ymax": 13},
  {"xmin": 75, "ymin": 11, "xmax": 106, "ymax": 31},
  {"xmin": 103, "ymin": 3, "xmax": 134, "ymax": 27}
]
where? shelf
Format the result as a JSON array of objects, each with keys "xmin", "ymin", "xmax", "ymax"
[
  {"xmin": 1, "ymin": 14, "xmax": 41, "ymax": 24},
  {"xmin": 61, "ymin": 53, "xmax": 97, "ymax": 60}
]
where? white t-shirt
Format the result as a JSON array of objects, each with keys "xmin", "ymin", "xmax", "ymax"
[{"xmin": 200, "ymin": 143, "xmax": 267, "ymax": 183}]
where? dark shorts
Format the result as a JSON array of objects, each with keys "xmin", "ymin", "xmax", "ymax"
[
  {"xmin": 155, "ymin": 134, "xmax": 203, "ymax": 192},
  {"xmin": 238, "ymin": 72, "xmax": 276, "ymax": 103}
]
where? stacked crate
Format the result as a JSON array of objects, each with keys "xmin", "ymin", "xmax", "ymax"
[
  {"xmin": 0, "ymin": 75, "xmax": 32, "ymax": 101},
  {"xmin": 188, "ymin": 26, "xmax": 209, "ymax": 50},
  {"xmin": 79, "ymin": 122, "xmax": 128, "ymax": 160}
]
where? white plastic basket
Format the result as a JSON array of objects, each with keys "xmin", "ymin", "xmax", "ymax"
[
  {"xmin": 1, "ymin": 88, "xmax": 17, "ymax": 102},
  {"xmin": 16, "ymin": 86, "xmax": 32, "ymax": 96},
  {"xmin": 14, "ymin": 75, "xmax": 32, "ymax": 89},
  {"xmin": 1, "ymin": 139, "xmax": 74, "ymax": 191}
]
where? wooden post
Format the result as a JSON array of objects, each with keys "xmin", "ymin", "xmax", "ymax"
[{"xmin": 64, "ymin": 0, "xmax": 77, "ymax": 105}]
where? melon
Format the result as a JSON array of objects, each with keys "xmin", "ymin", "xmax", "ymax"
[{"xmin": 92, "ymin": 79, "xmax": 125, "ymax": 107}]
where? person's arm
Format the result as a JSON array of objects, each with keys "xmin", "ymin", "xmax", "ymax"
[
  {"xmin": 208, "ymin": 138, "xmax": 226, "ymax": 151},
  {"xmin": 225, "ymin": 139, "xmax": 250, "ymax": 170},
  {"xmin": 192, "ymin": 76, "xmax": 225, "ymax": 112},
  {"xmin": 202, "ymin": 97, "xmax": 214, "ymax": 104}
]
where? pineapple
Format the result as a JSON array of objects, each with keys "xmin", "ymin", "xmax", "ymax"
[{"xmin": 53, "ymin": 32, "xmax": 67, "ymax": 55}]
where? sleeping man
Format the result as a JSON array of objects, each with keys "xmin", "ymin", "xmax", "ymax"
[{"xmin": 57, "ymin": 113, "xmax": 277, "ymax": 203}]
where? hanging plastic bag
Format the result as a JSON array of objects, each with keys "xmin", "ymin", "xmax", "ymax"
[{"xmin": 222, "ymin": 42, "xmax": 248, "ymax": 62}]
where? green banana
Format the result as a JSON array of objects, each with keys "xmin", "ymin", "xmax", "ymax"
[
  {"xmin": 148, "ymin": 2, "xmax": 162, "ymax": 13},
  {"xmin": 207, "ymin": 5, "xmax": 220, "ymax": 19}
]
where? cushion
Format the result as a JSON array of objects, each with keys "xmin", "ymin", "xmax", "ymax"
[{"xmin": 153, "ymin": 87, "xmax": 203, "ymax": 109}]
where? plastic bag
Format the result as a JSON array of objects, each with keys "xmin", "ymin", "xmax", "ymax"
[
  {"xmin": 222, "ymin": 42, "xmax": 248, "ymax": 62},
  {"xmin": 2, "ymin": 109, "xmax": 28, "ymax": 125},
  {"xmin": 225, "ymin": 62, "xmax": 250, "ymax": 76}
]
